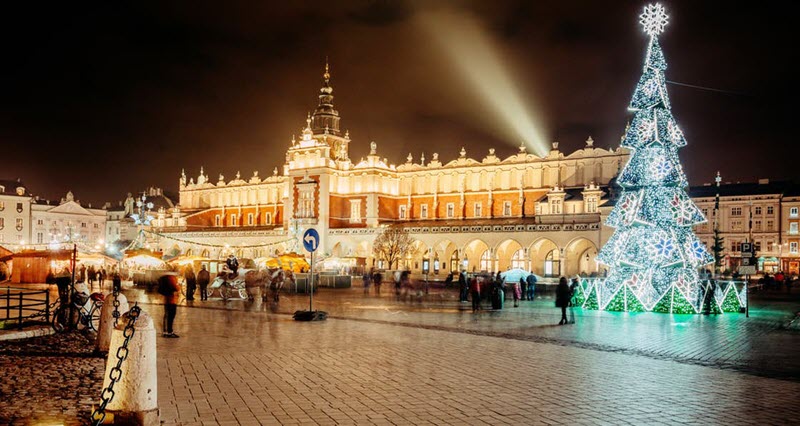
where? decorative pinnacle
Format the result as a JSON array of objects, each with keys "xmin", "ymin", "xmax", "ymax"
[
  {"xmin": 715, "ymin": 171, "xmax": 721, "ymax": 185},
  {"xmin": 640, "ymin": 4, "xmax": 669, "ymax": 37},
  {"xmin": 323, "ymin": 58, "xmax": 331, "ymax": 85}
]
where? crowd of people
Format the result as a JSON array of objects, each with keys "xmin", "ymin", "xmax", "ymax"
[{"xmin": 757, "ymin": 271, "xmax": 798, "ymax": 291}]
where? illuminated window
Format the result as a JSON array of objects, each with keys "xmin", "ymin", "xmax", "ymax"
[
  {"xmin": 791, "ymin": 207, "xmax": 799, "ymax": 218},
  {"xmin": 16, "ymin": 218, "xmax": 23, "ymax": 231},
  {"xmin": 474, "ymin": 203, "xmax": 482, "ymax": 218},
  {"xmin": 730, "ymin": 220, "xmax": 742, "ymax": 231},
  {"xmin": 37, "ymin": 233, "xmax": 43, "ymax": 244},
  {"xmin": 350, "ymin": 199, "xmax": 362, "ymax": 223},
  {"xmin": 767, "ymin": 220, "xmax": 774, "ymax": 231},
  {"xmin": 446, "ymin": 203, "xmax": 455, "ymax": 218},
  {"xmin": 511, "ymin": 249, "xmax": 526, "ymax": 269},
  {"xmin": 479, "ymin": 250, "xmax": 492, "ymax": 272},
  {"xmin": 790, "ymin": 222, "xmax": 799, "ymax": 235},
  {"xmin": 0, "ymin": 201, "xmax": 4, "ymax": 210},
  {"xmin": 420, "ymin": 204, "xmax": 428, "ymax": 219},
  {"xmin": 399, "ymin": 205, "xmax": 407, "ymax": 220},
  {"xmin": 767, "ymin": 206, "xmax": 774, "ymax": 215},
  {"xmin": 450, "ymin": 251, "xmax": 459, "ymax": 272},
  {"xmin": 790, "ymin": 242, "xmax": 798, "ymax": 254},
  {"xmin": 503, "ymin": 201, "xmax": 512, "ymax": 217},
  {"xmin": 753, "ymin": 220, "xmax": 761, "ymax": 231}
]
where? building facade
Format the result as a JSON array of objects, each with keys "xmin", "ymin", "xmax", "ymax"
[
  {"xmin": 0, "ymin": 179, "xmax": 32, "ymax": 246},
  {"xmin": 690, "ymin": 180, "xmax": 800, "ymax": 275},
  {"xmin": 156, "ymin": 65, "xmax": 629, "ymax": 277},
  {"xmin": 30, "ymin": 191, "xmax": 107, "ymax": 249}
]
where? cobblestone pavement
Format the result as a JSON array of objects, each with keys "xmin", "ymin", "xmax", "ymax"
[
  {"xmin": 0, "ymin": 331, "xmax": 105, "ymax": 425},
  {"xmin": 128, "ymin": 284, "xmax": 800, "ymax": 381},
  {"xmin": 153, "ymin": 305, "xmax": 800, "ymax": 425},
  {"xmin": 1, "ymin": 283, "xmax": 799, "ymax": 425}
]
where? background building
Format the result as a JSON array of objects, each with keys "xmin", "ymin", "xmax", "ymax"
[
  {"xmin": 0, "ymin": 179, "xmax": 32, "ymax": 247},
  {"xmin": 30, "ymin": 191, "xmax": 106, "ymax": 250},
  {"xmin": 157, "ymin": 66, "xmax": 629, "ymax": 277}
]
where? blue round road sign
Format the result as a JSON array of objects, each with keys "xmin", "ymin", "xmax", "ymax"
[{"xmin": 302, "ymin": 228, "xmax": 320, "ymax": 253}]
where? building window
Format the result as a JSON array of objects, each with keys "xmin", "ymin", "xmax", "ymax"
[
  {"xmin": 511, "ymin": 249, "xmax": 526, "ymax": 269},
  {"xmin": 298, "ymin": 187, "xmax": 315, "ymax": 218},
  {"xmin": 93, "ymin": 223, "xmax": 98, "ymax": 229},
  {"xmin": 81, "ymin": 222, "xmax": 87, "ymax": 228},
  {"xmin": 479, "ymin": 250, "xmax": 492, "ymax": 272},
  {"xmin": 350, "ymin": 200, "xmax": 362, "ymax": 223},
  {"xmin": 15, "ymin": 218, "xmax": 23, "ymax": 231},
  {"xmin": 550, "ymin": 199, "xmax": 562, "ymax": 214},
  {"xmin": 503, "ymin": 201, "xmax": 512, "ymax": 217},
  {"xmin": 730, "ymin": 220, "xmax": 742, "ymax": 231},
  {"xmin": 0, "ymin": 217, "xmax": 4, "ymax": 230},
  {"xmin": 446, "ymin": 203, "xmax": 455, "ymax": 218},
  {"xmin": 791, "ymin": 242, "xmax": 798, "ymax": 254},
  {"xmin": 450, "ymin": 251, "xmax": 459, "ymax": 272},
  {"xmin": 586, "ymin": 197, "xmax": 597, "ymax": 213},
  {"xmin": 37, "ymin": 219, "xmax": 43, "ymax": 225},
  {"xmin": 474, "ymin": 203, "xmax": 482, "ymax": 218},
  {"xmin": 0, "ymin": 201, "xmax": 4, "ymax": 211},
  {"xmin": 701, "ymin": 208, "xmax": 708, "ymax": 218},
  {"xmin": 215, "ymin": 215, "xmax": 221, "ymax": 226},
  {"xmin": 791, "ymin": 207, "xmax": 799, "ymax": 218},
  {"xmin": 730, "ymin": 207, "xmax": 742, "ymax": 216},
  {"xmin": 399, "ymin": 205, "xmax": 407, "ymax": 220},
  {"xmin": 791, "ymin": 222, "xmax": 799, "ymax": 235},
  {"xmin": 754, "ymin": 242, "xmax": 762, "ymax": 252},
  {"xmin": 37, "ymin": 233, "xmax": 43, "ymax": 244},
  {"xmin": 16, "ymin": 202, "xmax": 23, "ymax": 213},
  {"xmin": 767, "ymin": 206, "xmax": 774, "ymax": 215},
  {"xmin": 230, "ymin": 214, "xmax": 237, "ymax": 226},
  {"xmin": 248, "ymin": 213, "xmax": 254, "ymax": 226},
  {"xmin": 754, "ymin": 220, "xmax": 762, "ymax": 231},
  {"xmin": 754, "ymin": 206, "xmax": 762, "ymax": 215},
  {"xmin": 420, "ymin": 204, "xmax": 428, "ymax": 219},
  {"xmin": 265, "ymin": 212, "xmax": 272, "ymax": 225},
  {"xmin": 766, "ymin": 220, "xmax": 774, "ymax": 231},
  {"xmin": 731, "ymin": 241, "xmax": 741, "ymax": 252}
]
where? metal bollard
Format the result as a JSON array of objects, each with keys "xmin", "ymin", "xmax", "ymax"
[
  {"xmin": 96, "ymin": 293, "xmax": 129, "ymax": 353},
  {"xmin": 100, "ymin": 309, "xmax": 158, "ymax": 425}
]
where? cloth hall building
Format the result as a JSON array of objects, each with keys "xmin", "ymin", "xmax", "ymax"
[{"xmin": 157, "ymin": 65, "xmax": 630, "ymax": 278}]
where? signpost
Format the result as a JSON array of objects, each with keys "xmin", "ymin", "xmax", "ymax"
[
  {"xmin": 738, "ymin": 242, "xmax": 756, "ymax": 318},
  {"xmin": 293, "ymin": 228, "xmax": 326, "ymax": 321}
]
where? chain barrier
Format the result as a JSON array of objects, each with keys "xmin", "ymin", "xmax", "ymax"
[
  {"xmin": 112, "ymin": 284, "xmax": 121, "ymax": 327},
  {"xmin": 91, "ymin": 304, "xmax": 141, "ymax": 426}
]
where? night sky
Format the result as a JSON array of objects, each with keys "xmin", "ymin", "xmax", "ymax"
[{"xmin": 0, "ymin": 1, "xmax": 795, "ymax": 206}]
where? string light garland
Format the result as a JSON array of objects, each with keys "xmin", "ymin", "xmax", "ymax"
[{"xmin": 141, "ymin": 229, "xmax": 295, "ymax": 250}]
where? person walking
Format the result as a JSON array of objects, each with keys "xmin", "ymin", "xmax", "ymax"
[
  {"xmin": 158, "ymin": 272, "xmax": 181, "ymax": 337},
  {"xmin": 703, "ymin": 280, "xmax": 717, "ymax": 315},
  {"xmin": 373, "ymin": 270, "xmax": 383, "ymax": 294},
  {"xmin": 99, "ymin": 267, "xmax": 107, "ymax": 288},
  {"xmin": 569, "ymin": 277, "xmax": 579, "ymax": 324},
  {"xmin": 520, "ymin": 276, "xmax": 527, "ymax": 301},
  {"xmin": 362, "ymin": 271, "xmax": 371, "ymax": 295},
  {"xmin": 526, "ymin": 272, "xmax": 537, "ymax": 301},
  {"xmin": 184, "ymin": 266, "xmax": 197, "ymax": 301},
  {"xmin": 555, "ymin": 277, "xmax": 571, "ymax": 325},
  {"xmin": 470, "ymin": 276, "xmax": 482, "ymax": 312},
  {"xmin": 87, "ymin": 265, "xmax": 96, "ymax": 288},
  {"xmin": 197, "ymin": 264, "xmax": 211, "ymax": 301},
  {"xmin": 458, "ymin": 270, "xmax": 468, "ymax": 302}
]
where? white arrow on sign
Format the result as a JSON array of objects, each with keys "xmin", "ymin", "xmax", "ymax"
[{"xmin": 304, "ymin": 234, "xmax": 317, "ymax": 250}]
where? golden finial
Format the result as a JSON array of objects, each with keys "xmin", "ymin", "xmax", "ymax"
[{"xmin": 323, "ymin": 57, "xmax": 331, "ymax": 84}]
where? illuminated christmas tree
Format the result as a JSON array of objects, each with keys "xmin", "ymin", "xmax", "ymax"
[{"xmin": 595, "ymin": 4, "xmax": 714, "ymax": 313}]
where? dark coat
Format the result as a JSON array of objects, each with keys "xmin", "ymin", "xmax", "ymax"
[
  {"xmin": 555, "ymin": 282, "xmax": 572, "ymax": 308},
  {"xmin": 197, "ymin": 269, "xmax": 211, "ymax": 287}
]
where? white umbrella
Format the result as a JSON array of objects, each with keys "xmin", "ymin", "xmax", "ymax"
[{"xmin": 500, "ymin": 268, "xmax": 531, "ymax": 283}]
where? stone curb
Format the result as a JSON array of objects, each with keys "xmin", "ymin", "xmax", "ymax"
[{"xmin": 0, "ymin": 325, "xmax": 55, "ymax": 342}]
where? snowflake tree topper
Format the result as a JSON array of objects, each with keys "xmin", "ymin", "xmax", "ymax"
[{"xmin": 640, "ymin": 3, "xmax": 669, "ymax": 37}]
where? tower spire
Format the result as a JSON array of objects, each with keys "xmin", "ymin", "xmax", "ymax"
[{"xmin": 311, "ymin": 58, "xmax": 340, "ymax": 135}]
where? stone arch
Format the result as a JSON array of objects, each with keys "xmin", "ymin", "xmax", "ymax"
[
  {"xmin": 463, "ymin": 239, "xmax": 490, "ymax": 273},
  {"xmin": 433, "ymin": 239, "xmax": 458, "ymax": 275},
  {"xmin": 564, "ymin": 237, "xmax": 599, "ymax": 277},
  {"xmin": 529, "ymin": 238, "xmax": 560, "ymax": 277},
  {"xmin": 495, "ymin": 239, "xmax": 523, "ymax": 271}
]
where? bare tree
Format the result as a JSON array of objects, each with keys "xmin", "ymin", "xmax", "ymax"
[{"xmin": 372, "ymin": 226, "xmax": 416, "ymax": 269}]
